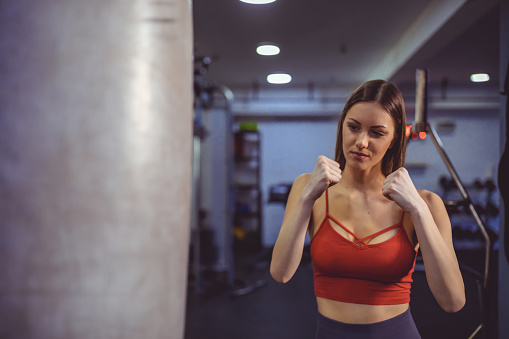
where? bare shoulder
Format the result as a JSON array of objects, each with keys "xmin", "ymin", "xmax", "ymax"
[
  {"xmin": 293, "ymin": 173, "xmax": 311, "ymax": 187},
  {"xmin": 285, "ymin": 173, "xmax": 311, "ymax": 204},
  {"xmin": 283, "ymin": 173, "xmax": 312, "ymax": 220},
  {"xmin": 417, "ymin": 189, "xmax": 450, "ymax": 225},
  {"xmin": 418, "ymin": 189, "xmax": 445, "ymax": 209}
]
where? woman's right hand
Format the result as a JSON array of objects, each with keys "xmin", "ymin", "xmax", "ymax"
[
  {"xmin": 303, "ymin": 155, "xmax": 341, "ymax": 202},
  {"xmin": 271, "ymin": 156, "xmax": 340, "ymax": 283}
]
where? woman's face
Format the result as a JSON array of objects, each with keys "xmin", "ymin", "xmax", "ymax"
[{"xmin": 342, "ymin": 102, "xmax": 396, "ymax": 173}]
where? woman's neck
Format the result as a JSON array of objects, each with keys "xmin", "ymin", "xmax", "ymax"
[{"xmin": 339, "ymin": 165, "xmax": 386, "ymax": 195}]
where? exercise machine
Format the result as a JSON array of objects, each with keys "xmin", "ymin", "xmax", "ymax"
[{"xmin": 408, "ymin": 69, "xmax": 493, "ymax": 339}]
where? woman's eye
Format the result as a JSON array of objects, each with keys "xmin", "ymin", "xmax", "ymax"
[
  {"xmin": 370, "ymin": 130, "xmax": 384, "ymax": 137},
  {"xmin": 348, "ymin": 124, "xmax": 359, "ymax": 131}
]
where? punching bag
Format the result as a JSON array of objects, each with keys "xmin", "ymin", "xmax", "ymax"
[{"xmin": 0, "ymin": 1, "xmax": 192, "ymax": 338}]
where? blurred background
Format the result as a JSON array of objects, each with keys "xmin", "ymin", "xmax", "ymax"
[{"xmin": 187, "ymin": 0, "xmax": 508, "ymax": 338}]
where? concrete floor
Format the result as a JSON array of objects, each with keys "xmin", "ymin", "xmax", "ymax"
[{"xmin": 185, "ymin": 248, "xmax": 498, "ymax": 339}]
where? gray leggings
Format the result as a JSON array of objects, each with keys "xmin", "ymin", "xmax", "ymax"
[{"xmin": 315, "ymin": 308, "xmax": 421, "ymax": 339}]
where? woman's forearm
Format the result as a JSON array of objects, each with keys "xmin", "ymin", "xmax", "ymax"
[
  {"xmin": 410, "ymin": 200, "xmax": 465, "ymax": 312},
  {"xmin": 270, "ymin": 195, "xmax": 314, "ymax": 283}
]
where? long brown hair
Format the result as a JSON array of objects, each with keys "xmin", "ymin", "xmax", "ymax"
[{"xmin": 334, "ymin": 80, "xmax": 406, "ymax": 176}]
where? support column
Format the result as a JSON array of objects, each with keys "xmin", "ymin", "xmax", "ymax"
[{"xmin": 0, "ymin": 0, "xmax": 192, "ymax": 338}]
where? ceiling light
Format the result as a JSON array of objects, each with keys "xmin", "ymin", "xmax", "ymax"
[
  {"xmin": 239, "ymin": 0, "xmax": 276, "ymax": 4},
  {"xmin": 470, "ymin": 73, "xmax": 490, "ymax": 82},
  {"xmin": 267, "ymin": 73, "xmax": 291, "ymax": 84},
  {"xmin": 256, "ymin": 44, "xmax": 280, "ymax": 56}
]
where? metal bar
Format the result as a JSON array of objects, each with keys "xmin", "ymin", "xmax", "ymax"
[
  {"xmin": 468, "ymin": 324, "xmax": 483, "ymax": 339},
  {"xmin": 215, "ymin": 85, "xmax": 236, "ymax": 286},
  {"xmin": 414, "ymin": 69, "xmax": 428, "ymax": 133},
  {"xmin": 192, "ymin": 137, "xmax": 203, "ymax": 292},
  {"xmin": 427, "ymin": 124, "xmax": 491, "ymax": 289},
  {"xmin": 191, "ymin": 102, "xmax": 203, "ymax": 291}
]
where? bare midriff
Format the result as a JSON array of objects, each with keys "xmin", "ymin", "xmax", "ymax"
[{"xmin": 316, "ymin": 297, "xmax": 409, "ymax": 324}]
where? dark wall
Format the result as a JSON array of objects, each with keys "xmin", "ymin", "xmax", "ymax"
[{"xmin": 499, "ymin": 0, "xmax": 509, "ymax": 338}]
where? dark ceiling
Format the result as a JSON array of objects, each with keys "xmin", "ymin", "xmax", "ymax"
[{"xmin": 193, "ymin": 0, "xmax": 501, "ymax": 98}]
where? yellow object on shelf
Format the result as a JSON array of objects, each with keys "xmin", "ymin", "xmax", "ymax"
[{"xmin": 233, "ymin": 226, "xmax": 246, "ymax": 240}]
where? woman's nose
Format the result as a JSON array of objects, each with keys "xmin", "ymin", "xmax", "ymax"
[{"xmin": 356, "ymin": 132, "xmax": 368, "ymax": 149}]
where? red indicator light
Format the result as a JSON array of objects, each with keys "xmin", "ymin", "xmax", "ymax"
[{"xmin": 405, "ymin": 125, "xmax": 412, "ymax": 137}]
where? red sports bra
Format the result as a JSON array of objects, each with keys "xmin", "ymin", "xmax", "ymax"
[{"xmin": 310, "ymin": 189, "xmax": 417, "ymax": 305}]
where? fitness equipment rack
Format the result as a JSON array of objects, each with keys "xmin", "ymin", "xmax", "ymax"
[
  {"xmin": 191, "ymin": 57, "xmax": 265, "ymax": 297},
  {"xmin": 440, "ymin": 176, "xmax": 499, "ymax": 243},
  {"xmin": 408, "ymin": 69, "xmax": 493, "ymax": 339}
]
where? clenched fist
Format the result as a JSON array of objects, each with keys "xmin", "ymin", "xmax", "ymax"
[
  {"xmin": 382, "ymin": 167, "xmax": 423, "ymax": 213},
  {"xmin": 304, "ymin": 156, "xmax": 342, "ymax": 202}
]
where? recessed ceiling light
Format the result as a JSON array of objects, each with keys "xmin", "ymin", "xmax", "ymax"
[
  {"xmin": 256, "ymin": 44, "xmax": 280, "ymax": 56},
  {"xmin": 470, "ymin": 73, "xmax": 490, "ymax": 82},
  {"xmin": 267, "ymin": 73, "xmax": 291, "ymax": 84},
  {"xmin": 239, "ymin": 0, "xmax": 276, "ymax": 4}
]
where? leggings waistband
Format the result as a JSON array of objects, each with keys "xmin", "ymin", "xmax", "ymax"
[{"xmin": 316, "ymin": 308, "xmax": 421, "ymax": 339}]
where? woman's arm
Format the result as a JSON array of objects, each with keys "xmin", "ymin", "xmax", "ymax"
[
  {"xmin": 382, "ymin": 168, "xmax": 465, "ymax": 312},
  {"xmin": 270, "ymin": 156, "xmax": 341, "ymax": 283},
  {"xmin": 412, "ymin": 190, "xmax": 465, "ymax": 313},
  {"xmin": 270, "ymin": 174, "xmax": 314, "ymax": 284}
]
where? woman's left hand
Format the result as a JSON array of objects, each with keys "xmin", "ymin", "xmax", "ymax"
[{"xmin": 382, "ymin": 167, "xmax": 424, "ymax": 213}]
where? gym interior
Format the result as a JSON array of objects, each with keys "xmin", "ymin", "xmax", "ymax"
[
  {"xmin": 188, "ymin": 1, "xmax": 508, "ymax": 339},
  {"xmin": 0, "ymin": 1, "xmax": 508, "ymax": 339}
]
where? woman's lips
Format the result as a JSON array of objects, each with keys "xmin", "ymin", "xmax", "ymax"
[{"xmin": 351, "ymin": 151, "xmax": 368, "ymax": 160}]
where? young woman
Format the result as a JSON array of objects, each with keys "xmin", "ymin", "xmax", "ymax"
[{"xmin": 270, "ymin": 80, "xmax": 465, "ymax": 338}]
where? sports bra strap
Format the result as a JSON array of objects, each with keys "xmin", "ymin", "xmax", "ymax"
[
  {"xmin": 325, "ymin": 189, "xmax": 329, "ymax": 214},
  {"xmin": 325, "ymin": 188, "xmax": 405, "ymax": 246},
  {"xmin": 359, "ymin": 223, "xmax": 400, "ymax": 243}
]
